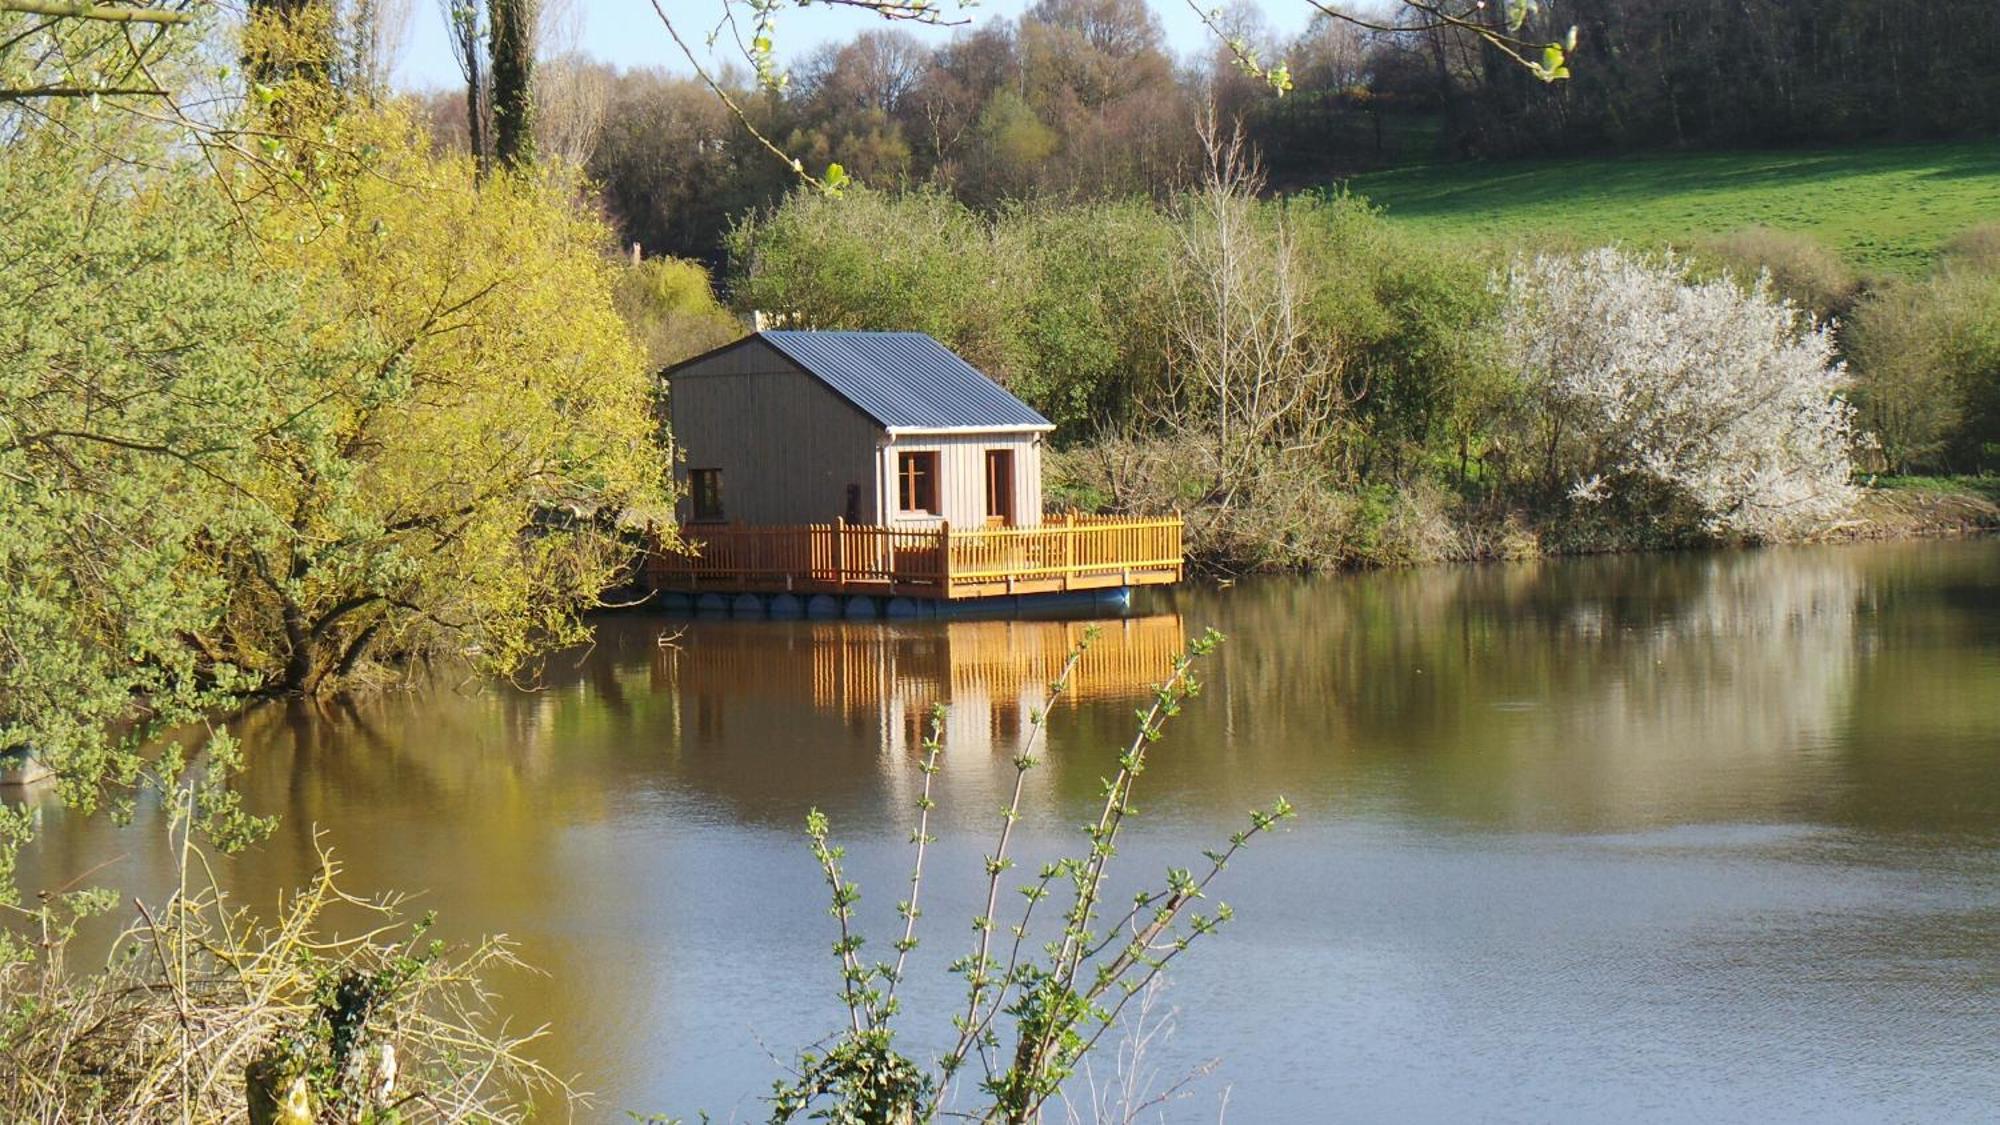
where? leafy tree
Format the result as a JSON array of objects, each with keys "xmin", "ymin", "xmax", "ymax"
[
  {"xmin": 0, "ymin": 0, "xmax": 193, "ymax": 104},
  {"xmin": 203, "ymin": 103, "xmax": 669, "ymax": 695},
  {"xmin": 0, "ymin": 102, "xmax": 273, "ymax": 924},
  {"xmin": 728, "ymin": 185, "xmax": 1031, "ymax": 380},
  {"xmin": 1, "ymin": 16, "xmax": 671, "ymax": 917},
  {"xmin": 589, "ymin": 68, "xmax": 786, "ymax": 263}
]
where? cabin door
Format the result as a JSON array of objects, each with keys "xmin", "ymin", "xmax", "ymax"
[{"xmin": 984, "ymin": 449, "xmax": 1015, "ymax": 528}]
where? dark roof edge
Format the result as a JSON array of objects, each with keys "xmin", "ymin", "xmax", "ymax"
[
  {"xmin": 661, "ymin": 332, "xmax": 895, "ymax": 431},
  {"xmin": 657, "ymin": 332, "xmax": 763, "ymax": 379}
]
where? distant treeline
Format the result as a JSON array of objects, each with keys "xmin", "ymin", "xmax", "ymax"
[
  {"xmin": 418, "ymin": 0, "xmax": 2000, "ymax": 266},
  {"xmin": 1424, "ymin": 0, "xmax": 2000, "ymax": 154}
]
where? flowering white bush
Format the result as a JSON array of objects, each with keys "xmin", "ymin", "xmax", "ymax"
[{"xmin": 1505, "ymin": 247, "xmax": 1859, "ymax": 538}]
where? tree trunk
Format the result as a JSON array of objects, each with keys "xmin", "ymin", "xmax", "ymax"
[
  {"xmin": 490, "ymin": 0, "xmax": 536, "ymax": 170},
  {"xmin": 453, "ymin": 0, "xmax": 490, "ymax": 178}
]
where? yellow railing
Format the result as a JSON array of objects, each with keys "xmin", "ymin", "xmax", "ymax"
[{"xmin": 645, "ymin": 514, "xmax": 1183, "ymax": 599}]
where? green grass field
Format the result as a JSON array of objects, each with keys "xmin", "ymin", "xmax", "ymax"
[{"xmin": 1345, "ymin": 141, "xmax": 2000, "ymax": 275}]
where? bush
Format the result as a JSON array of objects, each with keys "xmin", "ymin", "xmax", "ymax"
[
  {"xmin": 1503, "ymin": 248, "xmax": 1858, "ymax": 539},
  {"xmin": 1942, "ymin": 221, "xmax": 2000, "ymax": 275},
  {"xmin": 615, "ymin": 255, "xmax": 741, "ymax": 369},
  {"xmin": 760, "ymin": 633, "xmax": 1291, "ymax": 1124},
  {"xmin": 1, "ymin": 818, "xmax": 562, "ymax": 1122},
  {"xmin": 1694, "ymin": 226, "xmax": 1860, "ymax": 323},
  {"xmin": 1848, "ymin": 270, "xmax": 2000, "ymax": 474}
]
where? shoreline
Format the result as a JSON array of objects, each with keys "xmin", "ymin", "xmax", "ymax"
[{"xmin": 1168, "ymin": 478, "xmax": 2000, "ymax": 579}]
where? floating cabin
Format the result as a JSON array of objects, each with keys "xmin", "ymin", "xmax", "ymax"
[{"xmin": 644, "ymin": 330, "xmax": 1182, "ymax": 614}]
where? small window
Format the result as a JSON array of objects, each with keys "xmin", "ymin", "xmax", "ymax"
[
  {"xmin": 897, "ymin": 452, "xmax": 939, "ymax": 515},
  {"xmin": 689, "ymin": 468, "xmax": 724, "ymax": 521}
]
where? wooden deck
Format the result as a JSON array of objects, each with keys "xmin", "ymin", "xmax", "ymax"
[{"xmin": 643, "ymin": 514, "xmax": 1183, "ymax": 600}]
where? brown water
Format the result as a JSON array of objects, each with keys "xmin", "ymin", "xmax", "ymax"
[{"xmin": 14, "ymin": 538, "xmax": 2000, "ymax": 1121}]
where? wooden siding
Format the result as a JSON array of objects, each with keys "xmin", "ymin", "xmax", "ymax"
[
  {"xmin": 643, "ymin": 515, "xmax": 1183, "ymax": 600},
  {"xmin": 879, "ymin": 433, "xmax": 1044, "ymax": 529},
  {"xmin": 667, "ymin": 338, "xmax": 885, "ymax": 526}
]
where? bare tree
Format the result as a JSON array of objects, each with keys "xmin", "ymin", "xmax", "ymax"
[
  {"xmin": 443, "ymin": 0, "xmax": 489, "ymax": 174},
  {"xmin": 530, "ymin": 0, "xmax": 606, "ymax": 166},
  {"xmin": 341, "ymin": 0, "xmax": 411, "ymax": 97},
  {"xmin": 1157, "ymin": 108, "xmax": 1347, "ymax": 498}
]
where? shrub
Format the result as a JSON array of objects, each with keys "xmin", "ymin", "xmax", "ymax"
[
  {"xmin": 1942, "ymin": 221, "xmax": 2000, "ymax": 275},
  {"xmin": 765, "ymin": 631, "xmax": 1291, "ymax": 1125},
  {"xmin": 615, "ymin": 255, "xmax": 741, "ymax": 369},
  {"xmin": 1503, "ymin": 248, "xmax": 1858, "ymax": 539},
  {"xmin": 1848, "ymin": 270, "xmax": 2000, "ymax": 474},
  {"xmin": 0, "ymin": 813, "xmax": 562, "ymax": 1122},
  {"xmin": 1695, "ymin": 226, "xmax": 1860, "ymax": 323}
]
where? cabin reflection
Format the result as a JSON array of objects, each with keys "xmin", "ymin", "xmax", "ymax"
[{"xmin": 652, "ymin": 615, "xmax": 1186, "ymax": 760}]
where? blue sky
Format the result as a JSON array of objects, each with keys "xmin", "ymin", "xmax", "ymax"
[{"xmin": 392, "ymin": 0, "xmax": 1321, "ymax": 90}]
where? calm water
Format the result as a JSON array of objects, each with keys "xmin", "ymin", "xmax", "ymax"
[{"xmin": 14, "ymin": 539, "xmax": 2000, "ymax": 1121}]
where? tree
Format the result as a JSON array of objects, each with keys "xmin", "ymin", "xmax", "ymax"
[
  {"xmin": 1157, "ymin": 119, "xmax": 1346, "ymax": 488},
  {"xmin": 445, "ymin": 0, "xmax": 489, "ymax": 172},
  {"xmin": 646, "ymin": 0, "xmax": 1576, "ymax": 197},
  {"xmin": 0, "ymin": 99, "xmax": 275, "ymax": 915},
  {"xmin": 0, "ymin": 0, "xmax": 192, "ymax": 104},
  {"xmin": 590, "ymin": 68, "xmax": 786, "ymax": 262},
  {"xmin": 1503, "ymin": 248, "xmax": 1858, "ymax": 537},
  {"xmin": 201, "ymin": 104, "xmax": 668, "ymax": 695},
  {"xmin": 488, "ymin": 0, "xmax": 535, "ymax": 168},
  {"xmin": 1849, "ymin": 267, "xmax": 2000, "ymax": 474}
]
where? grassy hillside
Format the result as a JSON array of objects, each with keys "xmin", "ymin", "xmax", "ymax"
[{"xmin": 1345, "ymin": 141, "xmax": 2000, "ymax": 275}]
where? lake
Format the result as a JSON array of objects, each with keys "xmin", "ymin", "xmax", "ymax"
[{"xmin": 13, "ymin": 538, "xmax": 2000, "ymax": 1121}]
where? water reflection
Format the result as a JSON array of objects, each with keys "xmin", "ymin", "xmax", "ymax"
[
  {"xmin": 655, "ymin": 615, "xmax": 1186, "ymax": 819},
  {"xmin": 10, "ymin": 540, "xmax": 2000, "ymax": 1121},
  {"xmin": 1157, "ymin": 547, "xmax": 1880, "ymax": 830}
]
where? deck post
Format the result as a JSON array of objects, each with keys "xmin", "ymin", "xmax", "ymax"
[
  {"xmin": 834, "ymin": 517, "xmax": 846, "ymax": 592},
  {"xmin": 1061, "ymin": 511, "xmax": 1074, "ymax": 592},
  {"xmin": 940, "ymin": 520, "xmax": 952, "ymax": 595}
]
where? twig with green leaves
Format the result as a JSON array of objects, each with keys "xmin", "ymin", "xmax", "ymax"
[{"xmin": 771, "ymin": 626, "xmax": 1294, "ymax": 1124}]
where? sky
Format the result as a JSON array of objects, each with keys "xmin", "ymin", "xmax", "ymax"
[{"xmin": 390, "ymin": 0, "xmax": 1321, "ymax": 91}]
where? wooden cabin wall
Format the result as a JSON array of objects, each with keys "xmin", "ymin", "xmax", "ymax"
[
  {"xmin": 667, "ymin": 339, "xmax": 884, "ymax": 526},
  {"xmin": 879, "ymin": 433, "xmax": 1044, "ymax": 530}
]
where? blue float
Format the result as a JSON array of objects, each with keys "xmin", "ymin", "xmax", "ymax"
[
  {"xmin": 884, "ymin": 597, "xmax": 921, "ymax": 619},
  {"xmin": 806, "ymin": 594, "xmax": 841, "ymax": 619},
  {"xmin": 768, "ymin": 593, "xmax": 804, "ymax": 619},
  {"xmin": 843, "ymin": 595, "xmax": 880, "ymax": 620},
  {"xmin": 695, "ymin": 593, "xmax": 728, "ymax": 615},
  {"xmin": 654, "ymin": 591, "xmax": 693, "ymax": 615},
  {"xmin": 731, "ymin": 593, "xmax": 766, "ymax": 618}
]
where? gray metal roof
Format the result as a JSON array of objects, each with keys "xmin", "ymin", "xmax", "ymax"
[{"xmin": 757, "ymin": 330, "xmax": 1054, "ymax": 433}]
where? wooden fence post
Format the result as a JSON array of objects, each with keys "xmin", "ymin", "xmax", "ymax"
[
  {"xmin": 1061, "ymin": 511, "xmax": 1075, "ymax": 591},
  {"xmin": 834, "ymin": 517, "xmax": 846, "ymax": 591},
  {"xmin": 940, "ymin": 520, "xmax": 952, "ymax": 592}
]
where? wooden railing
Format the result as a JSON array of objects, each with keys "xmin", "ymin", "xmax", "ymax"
[{"xmin": 645, "ymin": 514, "xmax": 1183, "ymax": 600}]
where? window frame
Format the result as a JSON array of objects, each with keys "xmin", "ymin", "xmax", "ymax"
[
  {"xmin": 688, "ymin": 467, "xmax": 725, "ymax": 522},
  {"xmin": 896, "ymin": 451, "xmax": 940, "ymax": 516},
  {"xmin": 983, "ymin": 447, "xmax": 1015, "ymax": 526}
]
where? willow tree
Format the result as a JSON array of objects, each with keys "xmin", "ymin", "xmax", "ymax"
[
  {"xmin": 0, "ymin": 102, "xmax": 276, "ymax": 916},
  {"xmin": 192, "ymin": 103, "xmax": 666, "ymax": 695}
]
